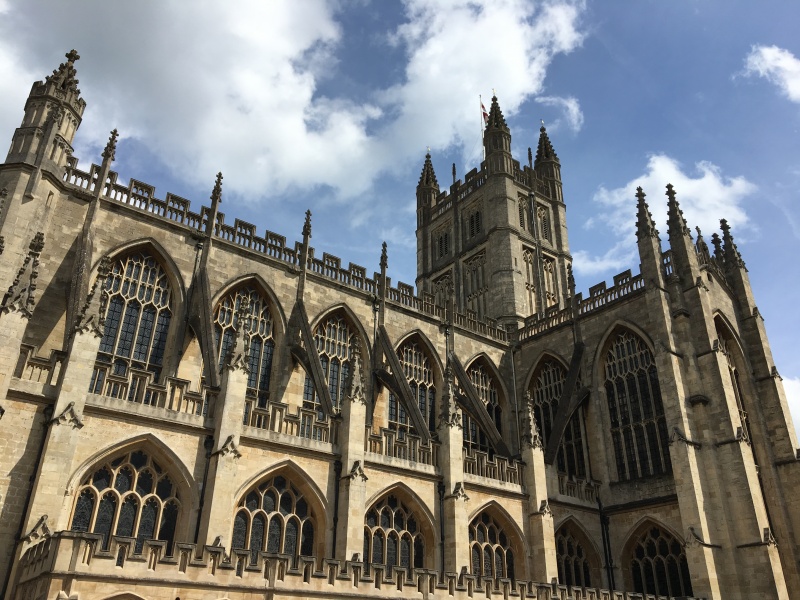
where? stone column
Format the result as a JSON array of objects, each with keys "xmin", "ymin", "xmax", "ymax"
[
  {"xmin": 196, "ymin": 298, "xmax": 249, "ymax": 549},
  {"xmin": 520, "ymin": 392, "xmax": 558, "ymax": 582},
  {"xmin": 438, "ymin": 363, "xmax": 470, "ymax": 574},
  {"xmin": 335, "ymin": 343, "xmax": 368, "ymax": 561}
]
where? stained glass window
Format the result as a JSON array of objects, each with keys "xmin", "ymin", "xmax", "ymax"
[
  {"xmin": 604, "ymin": 330, "xmax": 670, "ymax": 481},
  {"xmin": 556, "ymin": 525, "xmax": 595, "ymax": 587},
  {"xmin": 364, "ymin": 495, "xmax": 425, "ymax": 572},
  {"xmin": 231, "ymin": 474, "xmax": 315, "ymax": 565},
  {"xmin": 303, "ymin": 314, "xmax": 354, "ymax": 415},
  {"xmin": 390, "ymin": 340, "xmax": 436, "ymax": 436},
  {"xmin": 463, "ymin": 362, "xmax": 502, "ymax": 456},
  {"xmin": 468, "ymin": 511, "xmax": 515, "ymax": 580},
  {"xmin": 629, "ymin": 525, "xmax": 692, "ymax": 597},
  {"xmin": 69, "ymin": 449, "xmax": 180, "ymax": 554}
]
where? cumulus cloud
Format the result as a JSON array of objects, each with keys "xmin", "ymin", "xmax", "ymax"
[
  {"xmin": 742, "ymin": 45, "xmax": 800, "ymax": 103},
  {"xmin": 534, "ymin": 95, "xmax": 584, "ymax": 132},
  {"xmin": 573, "ymin": 154, "xmax": 756, "ymax": 277},
  {"xmin": 0, "ymin": 0, "xmax": 587, "ymax": 208}
]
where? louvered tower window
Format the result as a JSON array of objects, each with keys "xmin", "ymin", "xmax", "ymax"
[
  {"xmin": 556, "ymin": 525, "xmax": 593, "ymax": 587},
  {"xmin": 231, "ymin": 475, "xmax": 315, "ymax": 566},
  {"xmin": 530, "ymin": 359, "xmax": 587, "ymax": 478},
  {"xmin": 389, "ymin": 340, "xmax": 436, "ymax": 437},
  {"xmin": 469, "ymin": 512, "xmax": 515, "ymax": 580},
  {"xmin": 604, "ymin": 330, "xmax": 670, "ymax": 481},
  {"xmin": 90, "ymin": 252, "xmax": 172, "ymax": 395},
  {"xmin": 213, "ymin": 285, "xmax": 275, "ymax": 407},
  {"xmin": 364, "ymin": 495, "xmax": 425, "ymax": 573},
  {"xmin": 70, "ymin": 449, "xmax": 180, "ymax": 555},
  {"xmin": 629, "ymin": 525, "xmax": 692, "ymax": 597}
]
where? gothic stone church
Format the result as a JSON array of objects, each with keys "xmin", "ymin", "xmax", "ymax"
[{"xmin": 0, "ymin": 51, "xmax": 797, "ymax": 600}]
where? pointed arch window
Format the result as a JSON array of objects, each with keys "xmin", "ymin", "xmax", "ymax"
[
  {"xmin": 530, "ymin": 359, "xmax": 587, "ymax": 479},
  {"xmin": 538, "ymin": 206, "xmax": 551, "ymax": 242},
  {"xmin": 716, "ymin": 323, "xmax": 752, "ymax": 442},
  {"xmin": 461, "ymin": 362, "xmax": 502, "ymax": 457},
  {"xmin": 468, "ymin": 511, "xmax": 515, "ymax": 580},
  {"xmin": 231, "ymin": 474, "xmax": 316, "ymax": 565},
  {"xmin": 364, "ymin": 495, "xmax": 426, "ymax": 573},
  {"xmin": 542, "ymin": 256, "xmax": 558, "ymax": 307},
  {"xmin": 90, "ymin": 252, "xmax": 173, "ymax": 395},
  {"xmin": 604, "ymin": 330, "xmax": 670, "ymax": 481},
  {"xmin": 628, "ymin": 525, "xmax": 692, "ymax": 597},
  {"xmin": 556, "ymin": 524, "xmax": 595, "ymax": 587},
  {"xmin": 69, "ymin": 449, "xmax": 180, "ymax": 555},
  {"xmin": 302, "ymin": 314, "xmax": 354, "ymax": 414},
  {"xmin": 214, "ymin": 285, "xmax": 275, "ymax": 407},
  {"xmin": 523, "ymin": 248, "xmax": 537, "ymax": 315},
  {"xmin": 390, "ymin": 340, "xmax": 436, "ymax": 436}
]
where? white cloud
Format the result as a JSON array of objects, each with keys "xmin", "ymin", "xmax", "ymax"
[
  {"xmin": 535, "ymin": 95, "xmax": 584, "ymax": 132},
  {"xmin": 743, "ymin": 45, "xmax": 800, "ymax": 103},
  {"xmin": 574, "ymin": 154, "xmax": 756, "ymax": 277},
  {"xmin": 784, "ymin": 376, "xmax": 800, "ymax": 439}
]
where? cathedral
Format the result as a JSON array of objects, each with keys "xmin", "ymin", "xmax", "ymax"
[{"xmin": 0, "ymin": 50, "xmax": 797, "ymax": 600}]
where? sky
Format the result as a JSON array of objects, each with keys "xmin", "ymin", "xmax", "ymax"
[{"xmin": 0, "ymin": 1, "xmax": 798, "ymax": 428}]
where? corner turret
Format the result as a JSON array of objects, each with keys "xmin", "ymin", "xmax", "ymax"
[
  {"xmin": 482, "ymin": 95, "xmax": 512, "ymax": 175},
  {"xmin": 6, "ymin": 50, "xmax": 86, "ymax": 169},
  {"xmin": 533, "ymin": 123, "xmax": 563, "ymax": 203},
  {"xmin": 635, "ymin": 186, "xmax": 665, "ymax": 289}
]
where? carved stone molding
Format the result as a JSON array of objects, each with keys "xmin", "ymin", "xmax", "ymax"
[
  {"xmin": 74, "ymin": 256, "xmax": 111, "ymax": 337},
  {"xmin": 531, "ymin": 500, "xmax": 552, "ymax": 517},
  {"xmin": 447, "ymin": 482, "xmax": 469, "ymax": 501},
  {"xmin": 213, "ymin": 435, "xmax": 242, "ymax": 459},
  {"xmin": 346, "ymin": 342, "xmax": 366, "ymax": 405},
  {"xmin": 224, "ymin": 297, "xmax": 251, "ymax": 374},
  {"xmin": 50, "ymin": 401, "xmax": 84, "ymax": 429},
  {"xmin": 21, "ymin": 514, "xmax": 51, "ymax": 544},
  {"xmin": 669, "ymin": 427, "xmax": 702, "ymax": 449},
  {"xmin": 438, "ymin": 364, "xmax": 462, "ymax": 429},
  {"xmin": 521, "ymin": 392, "xmax": 543, "ymax": 450},
  {"xmin": 344, "ymin": 460, "xmax": 368, "ymax": 482},
  {"xmin": 1, "ymin": 231, "xmax": 45, "ymax": 318}
]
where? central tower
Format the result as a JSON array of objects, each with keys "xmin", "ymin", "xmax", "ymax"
[{"xmin": 415, "ymin": 96, "xmax": 572, "ymax": 329}]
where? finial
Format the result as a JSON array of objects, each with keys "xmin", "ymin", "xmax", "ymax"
[
  {"xmin": 695, "ymin": 226, "xmax": 710, "ymax": 262},
  {"xmin": 567, "ymin": 263, "xmax": 576, "ymax": 296},
  {"xmin": 380, "ymin": 241, "xmax": 388, "ymax": 271},
  {"xmin": 492, "ymin": 88, "xmax": 496, "ymax": 98},
  {"xmin": 66, "ymin": 49, "xmax": 80, "ymax": 63},
  {"xmin": 528, "ymin": 147, "xmax": 533, "ymax": 169},
  {"xmin": 211, "ymin": 172, "xmax": 223, "ymax": 204},
  {"xmin": 452, "ymin": 163, "xmax": 456, "ymax": 184},
  {"xmin": 711, "ymin": 233, "xmax": 723, "ymax": 260},
  {"xmin": 665, "ymin": 183, "xmax": 676, "ymax": 202},
  {"xmin": 666, "ymin": 184, "xmax": 690, "ymax": 237},
  {"xmin": 426, "ymin": 145, "xmax": 431, "ymax": 155},
  {"xmin": 303, "ymin": 209, "xmax": 312, "ymax": 238},
  {"xmin": 102, "ymin": 129, "xmax": 118, "ymax": 162},
  {"xmin": 635, "ymin": 187, "xmax": 659, "ymax": 240},
  {"xmin": 540, "ymin": 119, "xmax": 546, "ymax": 132}
]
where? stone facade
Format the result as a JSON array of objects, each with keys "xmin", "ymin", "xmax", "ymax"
[{"xmin": 0, "ymin": 51, "xmax": 798, "ymax": 600}]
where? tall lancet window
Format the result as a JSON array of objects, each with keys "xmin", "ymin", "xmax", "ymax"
[
  {"xmin": 522, "ymin": 248, "xmax": 537, "ymax": 315},
  {"xmin": 542, "ymin": 256, "xmax": 558, "ymax": 307},
  {"xmin": 90, "ymin": 251, "xmax": 172, "ymax": 396},
  {"xmin": 213, "ymin": 285, "xmax": 275, "ymax": 407},
  {"xmin": 604, "ymin": 330, "xmax": 670, "ymax": 481},
  {"xmin": 530, "ymin": 359, "xmax": 587, "ymax": 479},
  {"xmin": 389, "ymin": 340, "xmax": 436, "ymax": 437}
]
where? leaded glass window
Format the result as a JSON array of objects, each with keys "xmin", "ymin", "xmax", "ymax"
[
  {"xmin": 92, "ymin": 252, "xmax": 172, "ymax": 390},
  {"xmin": 364, "ymin": 495, "xmax": 425, "ymax": 572},
  {"xmin": 303, "ymin": 314, "xmax": 354, "ymax": 412},
  {"xmin": 469, "ymin": 511, "xmax": 515, "ymax": 580},
  {"xmin": 530, "ymin": 359, "xmax": 587, "ymax": 479},
  {"xmin": 604, "ymin": 330, "xmax": 670, "ymax": 481},
  {"xmin": 214, "ymin": 285, "xmax": 274, "ymax": 407},
  {"xmin": 390, "ymin": 340, "xmax": 436, "ymax": 435},
  {"xmin": 462, "ymin": 362, "xmax": 502, "ymax": 457},
  {"xmin": 556, "ymin": 525, "xmax": 594, "ymax": 587},
  {"xmin": 231, "ymin": 474, "xmax": 315, "ymax": 565},
  {"xmin": 629, "ymin": 525, "xmax": 692, "ymax": 597},
  {"xmin": 69, "ymin": 449, "xmax": 180, "ymax": 554}
]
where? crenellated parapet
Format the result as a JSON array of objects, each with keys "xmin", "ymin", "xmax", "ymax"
[{"xmin": 16, "ymin": 531, "xmax": 702, "ymax": 600}]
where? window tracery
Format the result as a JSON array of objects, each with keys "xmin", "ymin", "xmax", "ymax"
[
  {"xmin": 628, "ymin": 525, "xmax": 692, "ymax": 597},
  {"xmin": 364, "ymin": 495, "xmax": 425, "ymax": 572},
  {"xmin": 69, "ymin": 449, "xmax": 180, "ymax": 555},
  {"xmin": 463, "ymin": 251, "xmax": 487, "ymax": 317},
  {"xmin": 213, "ymin": 285, "xmax": 274, "ymax": 406},
  {"xmin": 604, "ymin": 330, "xmax": 670, "ymax": 481},
  {"xmin": 716, "ymin": 324, "xmax": 751, "ymax": 442},
  {"xmin": 542, "ymin": 256, "xmax": 558, "ymax": 307},
  {"xmin": 231, "ymin": 474, "xmax": 315, "ymax": 565},
  {"xmin": 523, "ymin": 247, "xmax": 537, "ymax": 315},
  {"xmin": 462, "ymin": 362, "xmax": 502, "ymax": 456},
  {"xmin": 389, "ymin": 340, "xmax": 436, "ymax": 437},
  {"xmin": 90, "ymin": 252, "xmax": 172, "ymax": 395},
  {"xmin": 538, "ymin": 206, "xmax": 551, "ymax": 242},
  {"xmin": 556, "ymin": 524, "xmax": 594, "ymax": 587},
  {"xmin": 530, "ymin": 359, "xmax": 587, "ymax": 478},
  {"xmin": 469, "ymin": 511, "xmax": 515, "ymax": 580}
]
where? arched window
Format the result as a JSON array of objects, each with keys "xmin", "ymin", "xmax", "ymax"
[
  {"xmin": 231, "ymin": 474, "xmax": 316, "ymax": 565},
  {"xmin": 214, "ymin": 285, "xmax": 275, "ymax": 407},
  {"xmin": 542, "ymin": 256, "xmax": 558, "ymax": 307},
  {"xmin": 303, "ymin": 314, "xmax": 354, "ymax": 413},
  {"xmin": 364, "ymin": 495, "xmax": 425, "ymax": 572},
  {"xmin": 604, "ymin": 330, "xmax": 670, "ymax": 481},
  {"xmin": 468, "ymin": 362, "xmax": 502, "ymax": 434},
  {"xmin": 522, "ymin": 248, "xmax": 536, "ymax": 315},
  {"xmin": 469, "ymin": 511, "xmax": 515, "ymax": 580},
  {"xmin": 530, "ymin": 359, "xmax": 587, "ymax": 479},
  {"xmin": 628, "ymin": 525, "xmax": 692, "ymax": 597},
  {"xmin": 716, "ymin": 321, "xmax": 751, "ymax": 442},
  {"xmin": 538, "ymin": 206, "xmax": 551, "ymax": 242},
  {"xmin": 556, "ymin": 524, "xmax": 595, "ymax": 587},
  {"xmin": 90, "ymin": 251, "xmax": 173, "ymax": 395},
  {"xmin": 70, "ymin": 449, "xmax": 180, "ymax": 555},
  {"xmin": 390, "ymin": 340, "xmax": 436, "ymax": 436}
]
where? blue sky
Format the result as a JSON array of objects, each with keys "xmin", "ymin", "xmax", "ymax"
[{"xmin": 1, "ymin": 0, "xmax": 799, "ymax": 426}]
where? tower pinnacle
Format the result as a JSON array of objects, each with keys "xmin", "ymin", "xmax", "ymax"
[
  {"xmin": 534, "ymin": 123, "xmax": 559, "ymax": 167},
  {"xmin": 485, "ymin": 95, "xmax": 508, "ymax": 129},
  {"xmin": 46, "ymin": 50, "xmax": 81, "ymax": 95},
  {"xmin": 635, "ymin": 187, "xmax": 659, "ymax": 240},
  {"xmin": 418, "ymin": 152, "xmax": 439, "ymax": 189}
]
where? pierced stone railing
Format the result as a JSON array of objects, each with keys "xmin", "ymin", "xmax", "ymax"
[
  {"xmin": 557, "ymin": 473, "xmax": 601, "ymax": 503},
  {"xmin": 244, "ymin": 399, "xmax": 338, "ymax": 445},
  {"xmin": 14, "ymin": 344, "xmax": 64, "ymax": 386},
  {"xmin": 367, "ymin": 428, "xmax": 439, "ymax": 467},
  {"xmin": 462, "ymin": 448, "xmax": 523, "ymax": 485}
]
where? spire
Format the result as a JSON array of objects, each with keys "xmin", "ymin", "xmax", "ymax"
[
  {"xmin": 101, "ymin": 129, "xmax": 118, "ymax": 163},
  {"xmin": 666, "ymin": 184, "xmax": 691, "ymax": 239},
  {"xmin": 720, "ymin": 219, "xmax": 745, "ymax": 268},
  {"xmin": 302, "ymin": 209, "xmax": 312, "ymax": 239},
  {"xmin": 534, "ymin": 123, "xmax": 559, "ymax": 167},
  {"xmin": 205, "ymin": 172, "xmax": 223, "ymax": 237},
  {"xmin": 418, "ymin": 152, "xmax": 439, "ymax": 189},
  {"xmin": 635, "ymin": 187, "xmax": 659, "ymax": 240},
  {"xmin": 211, "ymin": 172, "xmax": 223, "ymax": 205},
  {"xmin": 46, "ymin": 50, "xmax": 81, "ymax": 95},
  {"xmin": 695, "ymin": 227, "xmax": 711, "ymax": 263},
  {"xmin": 380, "ymin": 241, "xmax": 388, "ymax": 272},
  {"xmin": 485, "ymin": 95, "xmax": 508, "ymax": 129}
]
